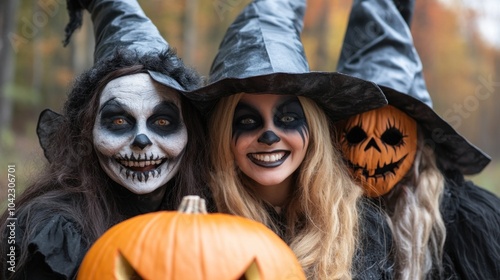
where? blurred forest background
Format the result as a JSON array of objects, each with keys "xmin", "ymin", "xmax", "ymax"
[{"xmin": 0, "ymin": 0, "xmax": 499, "ymax": 203}]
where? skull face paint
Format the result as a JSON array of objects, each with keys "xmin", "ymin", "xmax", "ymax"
[
  {"xmin": 93, "ymin": 73, "xmax": 188, "ymax": 194},
  {"xmin": 231, "ymin": 94, "xmax": 309, "ymax": 189},
  {"xmin": 339, "ymin": 105, "xmax": 417, "ymax": 197}
]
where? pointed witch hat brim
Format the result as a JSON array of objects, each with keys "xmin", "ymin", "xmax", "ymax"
[
  {"xmin": 186, "ymin": 72, "xmax": 387, "ymax": 122},
  {"xmin": 337, "ymin": 0, "xmax": 490, "ymax": 174},
  {"xmin": 185, "ymin": 0, "xmax": 387, "ymax": 121},
  {"xmin": 383, "ymin": 86, "xmax": 490, "ymax": 175}
]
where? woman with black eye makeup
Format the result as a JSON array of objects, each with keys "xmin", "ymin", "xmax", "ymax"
[
  {"xmin": 336, "ymin": 0, "xmax": 499, "ymax": 279},
  {"xmin": 228, "ymin": 94, "xmax": 310, "ymax": 206},
  {"xmin": 0, "ymin": 1, "xmax": 209, "ymax": 279},
  {"xmin": 182, "ymin": 0, "xmax": 394, "ymax": 279}
]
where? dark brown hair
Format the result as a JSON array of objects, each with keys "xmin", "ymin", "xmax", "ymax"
[{"xmin": 0, "ymin": 49, "xmax": 209, "ymax": 278}]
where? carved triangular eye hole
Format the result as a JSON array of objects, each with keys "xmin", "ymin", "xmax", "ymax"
[
  {"xmin": 381, "ymin": 127, "xmax": 403, "ymax": 146},
  {"xmin": 238, "ymin": 259, "xmax": 261, "ymax": 280},
  {"xmin": 116, "ymin": 251, "xmax": 144, "ymax": 280},
  {"xmin": 345, "ymin": 125, "xmax": 367, "ymax": 145}
]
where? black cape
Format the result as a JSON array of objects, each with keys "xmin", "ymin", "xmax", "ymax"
[{"xmin": 440, "ymin": 172, "xmax": 500, "ymax": 279}]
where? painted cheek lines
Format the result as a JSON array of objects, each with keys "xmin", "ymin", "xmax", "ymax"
[
  {"xmin": 297, "ymin": 125, "xmax": 309, "ymax": 148},
  {"xmin": 276, "ymin": 118, "xmax": 308, "ymax": 148},
  {"xmin": 232, "ymin": 103, "xmax": 262, "ymax": 145},
  {"xmin": 275, "ymin": 99, "xmax": 309, "ymax": 147}
]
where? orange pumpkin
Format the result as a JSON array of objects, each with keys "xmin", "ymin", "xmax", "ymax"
[
  {"xmin": 77, "ymin": 196, "xmax": 305, "ymax": 279},
  {"xmin": 339, "ymin": 105, "xmax": 417, "ymax": 197}
]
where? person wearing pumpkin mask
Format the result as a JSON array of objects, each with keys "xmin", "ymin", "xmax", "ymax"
[
  {"xmin": 182, "ymin": 0, "xmax": 395, "ymax": 278},
  {"xmin": 335, "ymin": 0, "xmax": 500, "ymax": 279},
  {"xmin": 0, "ymin": 0, "xmax": 208, "ymax": 279}
]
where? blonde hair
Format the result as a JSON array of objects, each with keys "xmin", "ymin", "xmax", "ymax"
[
  {"xmin": 384, "ymin": 133, "xmax": 446, "ymax": 280},
  {"xmin": 208, "ymin": 93, "xmax": 362, "ymax": 279}
]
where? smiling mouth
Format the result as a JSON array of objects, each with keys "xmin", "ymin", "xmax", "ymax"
[
  {"xmin": 114, "ymin": 154, "xmax": 168, "ymax": 182},
  {"xmin": 248, "ymin": 151, "xmax": 289, "ymax": 168},
  {"xmin": 118, "ymin": 159, "xmax": 164, "ymax": 172},
  {"xmin": 347, "ymin": 154, "xmax": 408, "ymax": 180}
]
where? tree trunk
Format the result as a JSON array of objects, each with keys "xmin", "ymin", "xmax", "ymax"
[
  {"xmin": 314, "ymin": 0, "xmax": 330, "ymax": 71},
  {"xmin": 32, "ymin": 1, "xmax": 42, "ymax": 99},
  {"xmin": 0, "ymin": 0, "xmax": 19, "ymax": 135},
  {"xmin": 490, "ymin": 52, "xmax": 500, "ymax": 158},
  {"xmin": 183, "ymin": 0, "xmax": 197, "ymax": 66}
]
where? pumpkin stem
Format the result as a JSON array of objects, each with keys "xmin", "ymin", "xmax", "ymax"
[{"xmin": 178, "ymin": 195, "xmax": 208, "ymax": 214}]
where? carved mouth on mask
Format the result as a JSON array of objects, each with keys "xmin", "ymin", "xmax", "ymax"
[
  {"xmin": 248, "ymin": 150, "xmax": 290, "ymax": 168},
  {"xmin": 346, "ymin": 154, "xmax": 408, "ymax": 180},
  {"xmin": 114, "ymin": 153, "xmax": 169, "ymax": 183}
]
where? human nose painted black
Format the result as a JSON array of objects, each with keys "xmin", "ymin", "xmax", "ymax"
[
  {"xmin": 132, "ymin": 134, "xmax": 153, "ymax": 149},
  {"xmin": 364, "ymin": 138, "xmax": 381, "ymax": 153},
  {"xmin": 258, "ymin": 130, "xmax": 281, "ymax": 145}
]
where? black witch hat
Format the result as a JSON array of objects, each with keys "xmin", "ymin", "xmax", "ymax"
[
  {"xmin": 37, "ymin": 0, "xmax": 202, "ymax": 162},
  {"xmin": 337, "ymin": 0, "xmax": 490, "ymax": 174},
  {"xmin": 184, "ymin": 0, "xmax": 387, "ymax": 122}
]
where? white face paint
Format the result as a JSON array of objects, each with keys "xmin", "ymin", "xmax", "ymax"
[{"xmin": 93, "ymin": 73, "xmax": 188, "ymax": 194}]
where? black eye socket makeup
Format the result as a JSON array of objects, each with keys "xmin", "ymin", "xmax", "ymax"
[
  {"xmin": 232, "ymin": 103, "xmax": 263, "ymax": 143},
  {"xmin": 232, "ymin": 96, "xmax": 309, "ymax": 146},
  {"xmin": 99, "ymin": 101, "xmax": 135, "ymax": 134},
  {"xmin": 274, "ymin": 98, "xmax": 309, "ymax": 145},
  {"xmin": 233, "ymin": 104, "xmax": 262, "ymax": 129},
  {"xmin": 274, "ymin": 98, "xmax": 307, "ymax": 129},
  {"xmin": 148, "ymin": 101, "xmax": 182, "ymax": 136},
  {"xmin": 99, "ymin": 99, "xmax": 183, "ymax": 137}
]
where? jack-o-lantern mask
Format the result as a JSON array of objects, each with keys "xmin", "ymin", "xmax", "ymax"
[{"xmin": 339, "ymin": 105, "xmax": 417, "ymax": 197}]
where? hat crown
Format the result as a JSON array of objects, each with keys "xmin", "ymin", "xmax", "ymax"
[
  {"xmin": 90, "ymin": 0, "xmax": 168, "ymax": 63},
  {"xmin": 209, "ymin": 0, "xmax": 308, "ymax": 83},
  {"xmin": 87, "ymin": 0, "xmax": 196, "ymax": 91},
  {"xmin": 337, "ymin": 0, "xmax": 432, "ymax": 107}
]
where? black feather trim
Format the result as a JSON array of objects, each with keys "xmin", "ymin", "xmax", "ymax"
[{"xmin": 63, "ymin": 0, "xmax": 85, "ymax": 47}]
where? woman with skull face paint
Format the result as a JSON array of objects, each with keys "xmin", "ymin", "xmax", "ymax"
[
  {"xmin": 336, "ymin": 0, "xmax": 500, "ymax": 279},
  {"xmin": 0, "ymin": 1, "xmax": 209, "ymax": 279},
  {"xmin": 182, "ymin": 0, "xmax": 394, "ymax": 279}
]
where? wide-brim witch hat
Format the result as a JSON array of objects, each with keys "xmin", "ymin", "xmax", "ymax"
[
  {"xmin": 184, "ymin": 0, "xmax": 387, "ymax": 122},
  {"xmin": 337, "ymin": 0, "xmax": 490, "ymax": 174},
  {"xmin": 37, "ymin": 0, "xmax": 202, "ymax": 162}
]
